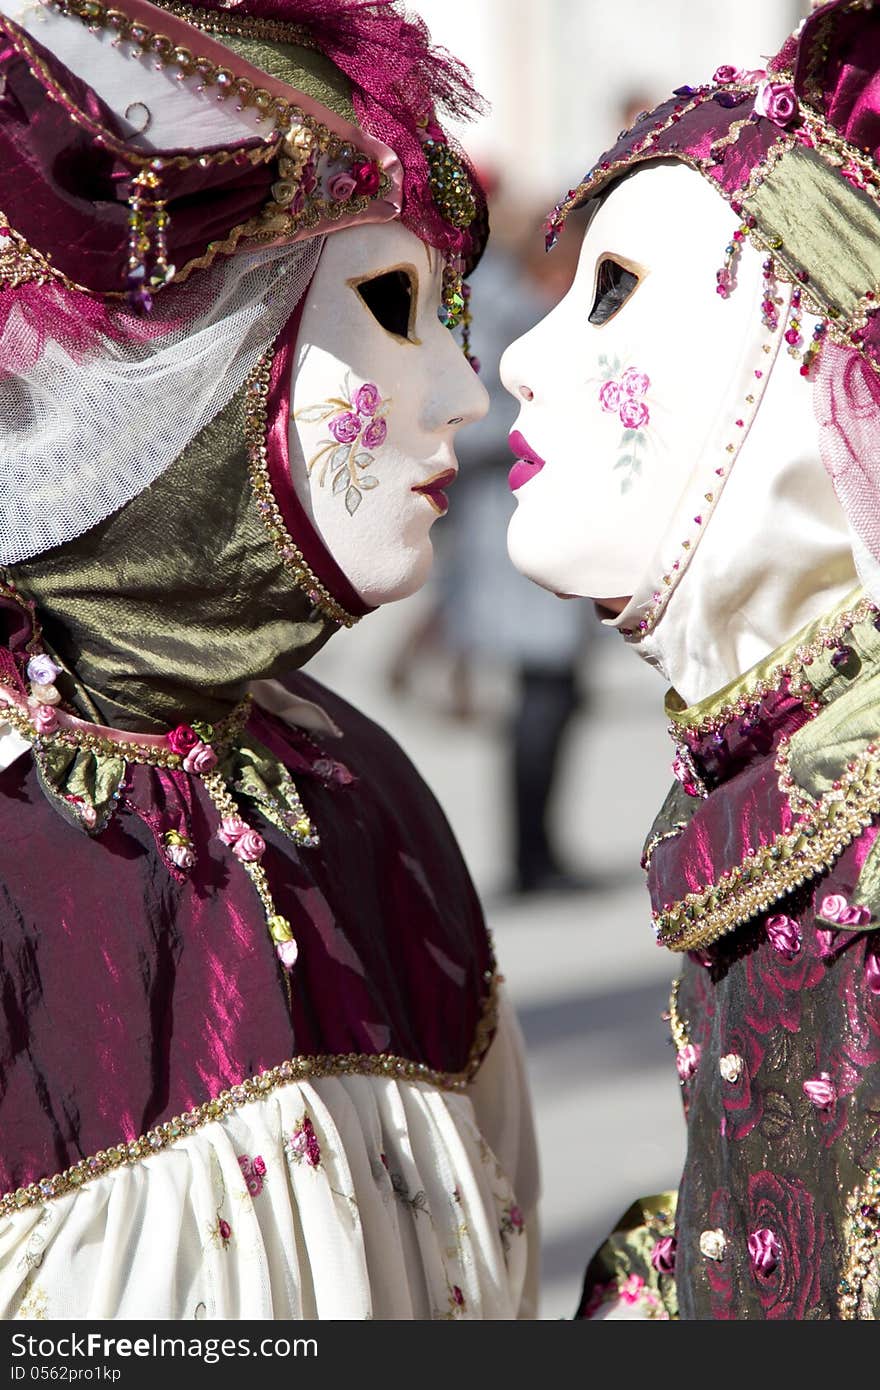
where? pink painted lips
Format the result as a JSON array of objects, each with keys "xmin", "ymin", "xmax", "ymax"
[
  {"xmin": 412, "ymin": 467, "xmax": 456, "ymax": 515},
  {"xmin": 508, "ymin": 430, "xmax": 546, "ymax": 491}
]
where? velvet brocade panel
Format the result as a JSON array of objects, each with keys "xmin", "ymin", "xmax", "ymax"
[{"xmin": 0, "ymin": 671, "xmax": 494, "ymax": 1194}]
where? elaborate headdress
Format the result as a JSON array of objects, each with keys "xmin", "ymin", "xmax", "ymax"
[
  {"xmin": 544, "ymin": 0, "xmax": 880, "ymax": 615},
  {"xmin": 0, "ymin": 0, "xmax": 486, "ymax": 567}
]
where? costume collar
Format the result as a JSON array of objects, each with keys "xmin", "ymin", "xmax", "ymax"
[{"xmin": 647, "ymin": 588, "xmax": 880, "ymax": 952}]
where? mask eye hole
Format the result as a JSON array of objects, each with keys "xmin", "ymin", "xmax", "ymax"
[
  {"xmin": 588, "ymin": 255, "xmax": 641, "ymax": 326},
  {"xmin": 354, "ymin": 267, "xmax": 417, "ymax": 341}
]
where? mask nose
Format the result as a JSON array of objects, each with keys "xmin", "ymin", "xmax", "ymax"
[{"xmin": 500, "ymin": 331, "xmax": 537, "ymax": 405}]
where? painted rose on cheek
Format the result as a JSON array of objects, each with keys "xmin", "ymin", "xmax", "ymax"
[
  {"xmin": 596, "ymin": 356, "xmax": 652, "ymax": 494},
  {"xmin": 295, "ymin": 372, "xmax": 391, "ymax": 517}
]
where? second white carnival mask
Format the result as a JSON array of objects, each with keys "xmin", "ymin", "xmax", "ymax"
[{"xmin": 500, "ymin": 163, "xmax": 776, "ymax": 607}]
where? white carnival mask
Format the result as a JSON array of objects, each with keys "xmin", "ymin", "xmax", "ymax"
[
  {"xmin": 499, "ymin": 163, "xmax": 770, "ymax": 606},
  {"xmin": 289, "ymin": 222, "xmax": 489, "ymax": 605}
]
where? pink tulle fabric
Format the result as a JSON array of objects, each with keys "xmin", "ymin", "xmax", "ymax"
[
  {"xmin": 212, "ymin": 0, "xmax": 487, "ymax": 262},
  {"xmin": 0, "ymin": 282, "xmax": 167, "ymax": 376},
  {"xmin": 814, "ymin": 339, "xmax": 880, "ymax": 565}
]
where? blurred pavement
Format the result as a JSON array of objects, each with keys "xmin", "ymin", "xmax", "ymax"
[{"xmin": 309, "ymin": 592, "xmax": 686, "ymax": 1320}]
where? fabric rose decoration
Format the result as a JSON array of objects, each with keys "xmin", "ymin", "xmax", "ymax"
[
  {"xmin": 182, "ymin": 741, "xmax": 218, "ymax": 775},
  {"xmin": 168, "ymin": 724, "xmax": 199, "ymax": 756},
  {"xmin": 31, "ymin": 703, "xmax": 59, "ymax": 734},
  {"xmin": 327, "ymin": 171, "xmax": 357, "ymax": 202},
  {"xmin": 231, "ymin": 828, "xmax": 266, "ymax": 863},
  {"xmin": 719, "ymin": 1024, "xmax": 765, "ymax": 1140},
  {"xmin": 866, "ymin": 949, "xmax": 880, "ymax": 995},
  {"xmin": 754, "ymin": 80, "xmax": 799, "ymax": 128},
  {"xmin": 765, "ymin": 913, "xmax": 801, "ymax": 959},
  {"xmin": 713, "ymin": 64, "xmax": 742, "ymax": 84},
  {"xmin": 676, "ymin": 1043, "xmax": 700, "ymax": 1081},
  {"xmin": 218, "ymin": 816, "xmax": 249, "ymax": 847},
  {"xmin": 238, "ymin": 1153, "xmax": 267, "ymax": 1197},
  {"xmin": 819, "ymin": 893, "xmax": 871, "ymax": 926},
  {"xmin": 650, "ymin": 1236, "xmax": 677, "ymax": 1274},
  {"xmin": 29, "ymin": 682, "xmax": 61, "ymax": 707},
  {"xmin": 747, "ymin": 1171, "xmax": 823, "ymax": 1317},
  {"xmin": 167, "ymin": 842, "xmax": 195, "ymax": 870},
  {"xmin": 26, "ymin": 654, "xmax": 62, "ymax": 686},
  {"xmin": 351, "ymin": 159, "xmax": 381, "ymax": 196},
  {"xmin": 276, "ymin": 939, "xmax": 299, "ymax": 970},
  {"xmin": 803, "ymin": 1072, "xmax": 836, "ymax": 1108},
  {"xmin": 748, "ymin": 1227, "xmax": 780, "ymax": 1277}
]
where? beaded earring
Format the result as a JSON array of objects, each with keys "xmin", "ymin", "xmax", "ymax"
[
  {"xmin": 715, "ymin": 218, "xmax": 752, "ymax": 298},
  {"xmin": 760, "ymin": 256, "xmax": 780, "ymax": 331},
  {"xmin": 126, "ymin": 168, "xmax": 174, "ymax": 312}
]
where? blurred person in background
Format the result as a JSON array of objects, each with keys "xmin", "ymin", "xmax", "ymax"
[
  {"xmin": 391, "ymin": 180, "xmax": 598, "ymax": 896},
  {"xmin": 503, "ymin": 0, "xmax": 880, "ymax": 1320}
]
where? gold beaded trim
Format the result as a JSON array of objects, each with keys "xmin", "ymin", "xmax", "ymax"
[
  {"xmin": 839, "ymin": 1168, "xmax": 880, "ymax": 1319},
  {"xmin": 0, "ymin": 691, "xmax": 251, "ymax": 769},
  {"xmin": 201, "ymin": 767, "xmax": 298, "ymax": 1003},
  {"xmin": 667, "ymin": 977, "xmax": 690, "ymax": 1052},
  {"xmin": 40, "ymin": 0, "xmax": 321, "ymax": 141},
  {"xmin": 245, "ymin": 352, "xmax": 360, "ymax": 629},
  {"xmin": 6, "ymin": 11, "xmax": 278, "ymax": 171},
  {"xmin": 642, "ymin": 823, "xmax": 691, "ymax": 871},
  {"xmin": 0, "ymin": 210, "xmax": 86, "ymax": 296},
  {"xmin": 148, "ymin": 1, "xmax": 317, "ymax": 49},
  {"xmin": 653, "ymin": 734, "xmax": 880, "ymax": 952},
  {"xmin": 0, "ymin": 970, "xmax": 500, "ymax": 1218},
  {"xmin": 666, "ymin": 595, "xmax": 875, "ymax": 737}
]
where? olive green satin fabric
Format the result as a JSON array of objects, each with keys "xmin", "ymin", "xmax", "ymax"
[
  {"xmin": 216, "ymin": 35, "xmax": 356, "ymax": 122},
  {"xmin": 746, "ymin": 146, "xmax": 880, "ymax": 320},
  {"xmin": 579, "ymin": 1192, "xmax": 679, "ymax": 1319},
  {"xmin": 12, "ymin": 385, "xmax": 336, "ymax": 733}
]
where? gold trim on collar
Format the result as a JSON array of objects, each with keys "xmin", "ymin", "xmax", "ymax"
[
  {"xmin": 665, "ymin": 589, "xmax": 873, "ymax": 736},
  {"xmin": 653, "ymin": 734, "xmax": 880, "ymax": 952}
]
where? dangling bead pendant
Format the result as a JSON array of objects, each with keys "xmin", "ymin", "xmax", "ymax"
[
  {"xmin": 784, "ymin": 285, "xmax": 804, "ymax": 355},
  {"xmin": 760, "ymin": 256, "xmax": 780, "ymax": 331},
  {"xmin": 800, "ymin": 318, "xmax": 828, "ymax": 380},
  {"xmin": 126, "ymin": 167, "xmax": 176, "ymax": 312},
  {"xmin": 439, "ymin": 259, "xmax": 480, "ymax": 371},
  {"xmin": 716, "ymin": 220, "xmax": 749, "ymax": 299}
]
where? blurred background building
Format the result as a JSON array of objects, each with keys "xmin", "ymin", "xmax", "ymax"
[{"xmin": 310, "ymin": 0, "xmax": 807, "ymax": 1319}]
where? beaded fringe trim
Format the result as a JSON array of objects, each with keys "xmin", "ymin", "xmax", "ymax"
[{"xmin": 0, "ymin": 971, "xmax": 499, "ymax": 1218}]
